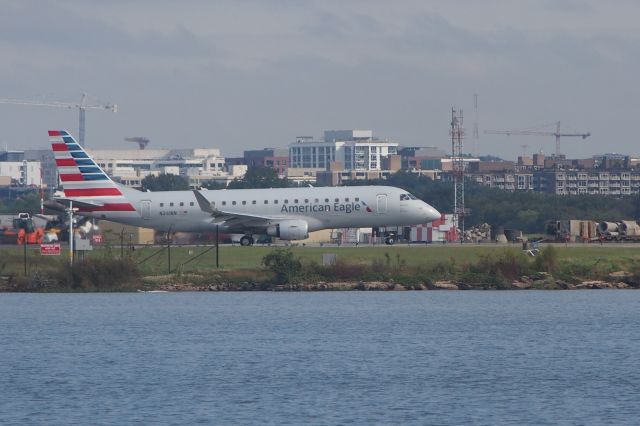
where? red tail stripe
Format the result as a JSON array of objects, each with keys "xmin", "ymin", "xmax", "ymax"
[
  {"xmin": 64, "ymin": 188, "xmax": 122, "ymax": 197},
  {"xmin": 59, "ymin": 174, "xmax": 84, "ymax": 182},
  {"xmin": 56, "ymin": 159, "xmax": 77, "ymax": 167},
  {"xmin": 48, "ymin": 130, "xmax": 61, "ymax": 136},
  {"xmin": 77, "ymin": 203, "xmax": 136, "ymax": 212},
  {"xmin": 52, "ymin": 143, "xmax": 68, "ymax": 152}
]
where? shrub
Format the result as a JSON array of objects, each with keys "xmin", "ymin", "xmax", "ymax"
[
  {"xmin": 472, "ymin": 249, "xmax": 532, "ymax": 281},
  {"xmin": 54, "ymin": 257, "xmax": 141, "ymax": 291},
  {"xmin": 262, "ymin": 248, "xmax": 302, "ymax": 284},
  {"xmin": 534, "ymin": 245, "xmax": 558, "ymax": 273}
]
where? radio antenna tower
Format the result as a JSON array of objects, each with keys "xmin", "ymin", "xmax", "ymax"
[{"xmin": 450, "ymin": 108, "xmax": 466, "ymax": 241}]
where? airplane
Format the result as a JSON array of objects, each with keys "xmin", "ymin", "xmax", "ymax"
[{"xmin": 49, "ymin": 130, "xmax": 441, "ymax": 245}]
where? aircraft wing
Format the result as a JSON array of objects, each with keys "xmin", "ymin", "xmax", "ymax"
[{"xmin": 192, "ymin": 190, "xmax": 285, "ymax": 229}]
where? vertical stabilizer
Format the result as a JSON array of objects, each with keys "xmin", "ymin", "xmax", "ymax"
[{"xmin": 49, "ymin": 130, "xmax": 136, "ymax": 213}]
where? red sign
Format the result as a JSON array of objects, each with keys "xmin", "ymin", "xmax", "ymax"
[
  {"xmin": 40, "ymin": 243, "xmax": 61, "ymax": 256},
  {"xmin": 91, "ymin": 234, "xmax": 103, "ymax": 245}
]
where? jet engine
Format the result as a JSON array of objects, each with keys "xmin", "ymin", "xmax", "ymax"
[{"xmin": 267, "ymin": 220, "xmax": 309, "ymax": 240}]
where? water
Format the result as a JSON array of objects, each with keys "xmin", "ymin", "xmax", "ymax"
[{"xmin": 1, "ymin": 291, "xmax": 639, "ymax": 425}]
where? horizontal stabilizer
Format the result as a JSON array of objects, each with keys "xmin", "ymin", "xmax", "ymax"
[{"xmin": 52, "ymin": 197, "xmax": 105, "ymax": 209}]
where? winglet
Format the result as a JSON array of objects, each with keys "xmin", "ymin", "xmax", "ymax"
[{"xmin": 192, "ymin": 190, "xmax": 215, "ymax": 214}]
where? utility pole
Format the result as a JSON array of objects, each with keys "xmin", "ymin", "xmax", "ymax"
[
  {"xmin": 68, "ymin": 201, "xmax": 74, "ymax": 266},
  {"xmin": 450, "ymin": 108, "xmax": 466, "ymax": 241}
]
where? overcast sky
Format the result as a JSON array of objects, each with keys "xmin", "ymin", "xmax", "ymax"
[{"xmin": 0, "ymin": 0, "xmax": 638, "ymax": 159}]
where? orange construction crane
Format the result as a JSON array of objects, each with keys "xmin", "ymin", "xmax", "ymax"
[{"xmin": 484, "ymin": 121, "xmax": 590, "ymax": 156}]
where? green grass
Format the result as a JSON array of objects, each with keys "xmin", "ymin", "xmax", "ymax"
[{"xmin": 2, "ymin": 243, "xmax": 639, "ymax": 276}]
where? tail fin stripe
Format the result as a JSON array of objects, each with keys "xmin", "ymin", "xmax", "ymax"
[
  {"xmin": 60, "ymin": 174, "xmax": 84, "ymax": 182},
  {"xmin": 75, "ymin": 159, "xmax": 96, "ymax": 166},
  {"xmin": 78, "ymin": 167, "xmax": 102, "ymax": 174},
  {"xmin": 59, "ymin": 173, "xmax": 109, "ymax": 182},
  {"xmin": 82, "ymin": 174, "xmax": 109, "ymax": 181},
  {"xmin": 65, "ymin": 143, "xmax": 82, "ymax": 151},
  {"xmin": 70, "ymin": 151, "xmax": 90, "ymax": 159},
  {"xmin": 77, "ymin": 203, "xmax": 136, "ymax": 212},
  {"xmin": 56, "ymin": 159, "xmax": 77, "ymax": 167},
  {"xmin": 52, "ymin": 143, "xmax": 68, "ymax": 152},
  {"xmin": 64, "ymin": 188, "xmax": 122, "ymax": 197}
]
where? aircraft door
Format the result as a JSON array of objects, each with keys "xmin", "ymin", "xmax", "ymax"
[
  {"xmin": 141, "ymin": 200, "xmax": 151, "ymax": 220},
  {"xmin": 376, "ymin": 194, "xmax": 387, "ymax": 214}
]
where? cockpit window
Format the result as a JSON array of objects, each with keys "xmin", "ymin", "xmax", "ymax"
[{"xmin": 400, "ymin": 193, "xmax": 418, "ymax": 201}]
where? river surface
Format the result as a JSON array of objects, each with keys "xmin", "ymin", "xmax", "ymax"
[{"xmin": 1, "ymin": 291, "xmax": 639, "ymax": 425}]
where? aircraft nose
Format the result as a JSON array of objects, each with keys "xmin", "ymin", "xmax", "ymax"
[{"xmin": 424, "ymin": 204, "xmax": 441, "ymax": 223}]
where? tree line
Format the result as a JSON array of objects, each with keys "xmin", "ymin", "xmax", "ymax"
[{"xmin": 134, "ymin": 168, "xmax": 640, "ymax": 233}]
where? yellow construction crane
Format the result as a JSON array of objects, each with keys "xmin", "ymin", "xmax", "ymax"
[
  {"xmin": 0, "ymin": 93, "xmax": 117, "ymax": 147},
  {"xmin": 484, "ymin": 121, "xmax": 590, "ymax": 157}
]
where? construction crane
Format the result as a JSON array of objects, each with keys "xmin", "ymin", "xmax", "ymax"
[
  {"xmin": 0, "ymin": 93, "xmax": 117, "ymax": 147},
  {"xmin": 484, "ymin": 121, "xmax": 590, "ymax": 157},
  {"xmin": 125, "ymin": 137, "xmax": 150, "ymax": 150}
]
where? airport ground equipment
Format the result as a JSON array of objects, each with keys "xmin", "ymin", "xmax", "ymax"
[{"xmin": 0, "ymin": 213, "xmax": 45, "ymax": 244}]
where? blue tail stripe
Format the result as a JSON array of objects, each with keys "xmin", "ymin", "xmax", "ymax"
[
  {"xmin": 71, "ymin": 151, "xmax": 89, "ymax": 159},
  {"xmin": 82, "ymin": 174, "xmax": 109, "ymax": 181},
  {"xmin": 66, "ymin": 144, "xmax": 82, "ymax": 151},
  {"xmin": 78, "ymin": 166, "xmax": 102, "ymax": 174},
  {"xmin": 74, "ymin": 159, "xmax": 96, "ymax": 166}
]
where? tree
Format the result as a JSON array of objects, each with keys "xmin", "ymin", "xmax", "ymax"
[
  {"xmin": 140, "ymin": 174, "xmax": 190, "ymax": 191},
  {"xmin": 0, "ymin": 191, "xmax": 42, "ymax": 214},
  {"xmin": 227, "ymin": 166, "xmax": 289, "ymax": 189},
  {"xmin": 345, "ymin": 173, "xmax": 638, "ymax": 233},
  {"xmin": 200, "ymin": 180, "xmax": 227, "ymax": 190}
]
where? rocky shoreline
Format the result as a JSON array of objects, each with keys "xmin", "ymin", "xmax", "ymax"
[
  {"xmin": 146, "ymin": 271, "xmax": 640, "ymax": 292},
  {"xmin": 0, "ymin": 271, "xmax": 640, "ymax": 292}
]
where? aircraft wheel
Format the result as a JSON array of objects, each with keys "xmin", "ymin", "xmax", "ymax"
[
  {"xmin": 240, "ymin": 235, "xmax": 254, "ymax": 246},
  {"xmin": 385, "ymin": 237, "xmax": 396, "ymax": 245}
]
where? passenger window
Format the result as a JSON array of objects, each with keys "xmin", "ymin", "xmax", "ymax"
[
  {"xmin": 170, "ymin": 202, "xmax": 174, "ymax": 207},
  {"xmin": 314, "ymin": 198, "xmax": 319, "ymax": 203},
  {"xmin": 264, "ymin": 200, "xmax": 268, "ymax": 204},
  {"xmin": 284, "ymin": 199, "xmax": 288, "ymax": 204},
  {"xmin": 160, "ymin": 203, "xmax": 164, "ymax": 207},
  {"xmin": 274, "ymin": 200, "xmax": 278, "ymax": 204},
  {"xmin": 252, "ymin": 200, "xmax": 256, "ymax": 205},
  {"xmin": 335, "ymin": 198, "xmax": 339, "ymax": 202},
  {"xmin": 222, "ymin": 201, "xmax": 226, "ymax": 206},
  {"xmin": 325, "ymin": 198, "xmax": 329, "ymax": 202},
  {"xmin": 242, "ymin": 201, "xmax": 246, "ymax": 205},
  {"xmin": 232, "ymin": 201, "xmax": 236, "ymax": 205},
  {"xmin": 190, "ymin": 202, "xmax": 194, "ymax": 206},
  {"xmin": 345, "ymin": 198, "xmax": 349, "ymax": 202},
  {"xmin": 180, "ymin": 202, "xmax": 184, "ymax": 206},
  {"xmin": 294, "ymin": 199, "xmax": 299, "ymax": 204},
  {"xmin": 355, "ymin": 197, "xmax": 359, "ymax": 202},
  {"xmin": 304, "ymin": 199, "xmax": 309, "ymax": 203}
]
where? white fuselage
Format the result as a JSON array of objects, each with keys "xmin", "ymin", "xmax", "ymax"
[{"xmin": 86, "ymin": 185, "xmax": 440, "ymax": 234}]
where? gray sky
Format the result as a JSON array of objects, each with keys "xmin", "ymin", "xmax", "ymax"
[{"xmin": 0, "ymin": 0, "xmax": 638, "ymax": 159}]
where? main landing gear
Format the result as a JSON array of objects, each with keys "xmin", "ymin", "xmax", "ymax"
[
  {"xmin": 240, "ymin": 235, "xmax": 254, "ymax": 246},
  {"xmin": 382, "ymin": 230, "xmax": 397, "ymax": 245}
]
